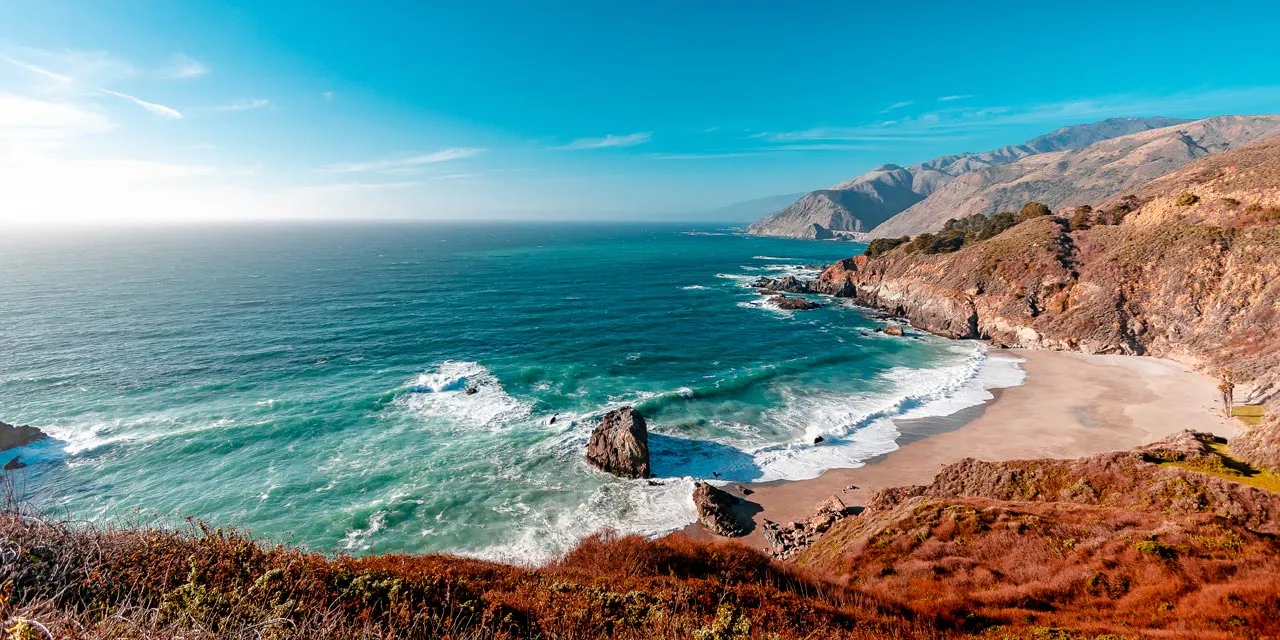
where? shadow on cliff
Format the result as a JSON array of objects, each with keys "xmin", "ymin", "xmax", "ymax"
[{"xmin": 648, "ymin": 433, "xmax": 765, "ymax": 482}]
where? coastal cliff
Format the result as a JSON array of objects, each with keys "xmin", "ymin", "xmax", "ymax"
[{"xmin": 812, "ymin": 133, "xmax": 1280, "ymax": 469}]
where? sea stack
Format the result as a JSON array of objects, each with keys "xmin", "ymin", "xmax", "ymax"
[
  {"xmin": 586, "ymin": 406, "xmax": 651, "ymax": 479},
  {"xmin": 0, "ymin": 420, "xmax": 47, "ymax": 453}
]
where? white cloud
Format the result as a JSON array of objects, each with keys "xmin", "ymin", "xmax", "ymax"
[
  {"xmin": 323, "ymin": 147, "xmax": 486, "ymax": 173},
  {"xmin": 321, "ymin": 91, "xmax": 334, "ymax": 101},
  {"xmin": 556, "ymin": 132, "xmax": 651, "ymax": 150},
  {"xmin": 0, "ymin": 93, "xmax": 115, "ymax": 141},
  {"xmin": 938, "ymin": 94, "xmax": 974, "ymax": 102},
  {"xmin": 755, "ymin": 87, "xmax": 1280, "ymax": 145},
  {"xmin": 220, "ymin": 98, "xmax": 272, "ymax": 111},
  {"xmin": 162, "ymin": 53, "xmax": 210, "ymax": 79},
  {"xmin": 878, "ymin": 101, "xmax": 914, "ymax": 113},
  {"xmin": 1, "ymin": 54, "xmax": 73, "ymax": 83},
  {"xmin": 0, "ymin": 46, "xmax": 136, "ymax": 92},
  {"xmin": 100, "ymin": 89, "xmax": 184, "ymax": 120}
]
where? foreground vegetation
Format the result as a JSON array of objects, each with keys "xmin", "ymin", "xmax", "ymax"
[{"xmin": 5, "ymin": 429, "xmax": 1280, "ymax": 640}]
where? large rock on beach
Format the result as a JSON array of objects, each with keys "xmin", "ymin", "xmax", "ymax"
[
  {"xmin": 586, "ymin": 407, "xmax": 651, "ymax": 479},
  {"xmin": 0, "ymin": 421, "xmax": 47, "ymax": 453},
  {"xmin": 692, "ymin": 482, "xmax": 747, "ymax": 537}
]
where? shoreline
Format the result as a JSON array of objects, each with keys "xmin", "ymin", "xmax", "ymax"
[{"xmin": 686, "ymin": 349, "xmax": 1239, "ymax": 551}]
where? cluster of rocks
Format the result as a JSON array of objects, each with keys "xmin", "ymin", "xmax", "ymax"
[
  {"xmin": 585, "ymin": 406, "xmax": 651, "ymax": 479},
  {"xmin": 761, "ymin": 494, "xmax": 853, "ymax": 559},
  {"xmin": 750, "ymin": 275, "xmax": 813, "ymax": 294},
  {"xmin": 692, "ymin": 482, "xmax": 747, "ymax": 537},
  {"xmin": 769, "ymin": 294, "xmax": 821, "ymax": 311}
]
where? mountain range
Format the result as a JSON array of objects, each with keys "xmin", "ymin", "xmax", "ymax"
[{"xmin": 743, "ymin": 116, "xmax": 1280, "ymax": 239}]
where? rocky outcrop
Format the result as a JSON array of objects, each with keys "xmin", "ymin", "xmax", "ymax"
[
  {"xmin": 769, "ymin": 295, "xmax": 820, "ymax": 311},
  {"xmin": 820, "ymin": 133, "xmax": 1280, "ymax": 364},
  {"xmin": 869, "ymin": 115, "xmax": 1280, "ymax": 238},
  {"xmin": 586, "ymin": 407, "xmax": 651, "ymax": 479},
  {"xmin": 0, "ymin": 421, "xmax": 47, "ymax": 453},
  {"xmin": 751, "ymin": 275, "xmax": 813, "ymax": 294},
  {"xmin": 863, "ymin": 430, "xmax": 1280, "ymax": 533},
  {"xmin": 761, "ymin": 495, "xmax": 852, "ymax": 559},
  {"xmin": 748, "ymin": 118, "xmax": 1187, "ymax": 239},
  {"xmin": 691, "ymin": 482, "xmax": 747, "ymax": 537}
]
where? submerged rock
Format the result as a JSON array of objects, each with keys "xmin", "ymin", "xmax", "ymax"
[
  {"xmin": 4, "ymin": 456, "xmax": 25, "ymax": 471},
  {"xmin": 693, "ymin": 482, "xmax": 747, "ymax": 537},
  {"xmin": 586, "ymin": 407, "xmax": 651, "ymax": 479},
  {"xmin": 0, "ymin": 421, "xmax": 47, "ymax": 453}
]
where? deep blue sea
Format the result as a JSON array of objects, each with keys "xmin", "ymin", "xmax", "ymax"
[{"xmin": 0, "ymin": 223, "xmax": 1021, "ymax": 561}]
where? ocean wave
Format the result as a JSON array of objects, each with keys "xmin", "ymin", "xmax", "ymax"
[
  {"xmin": 466, "ymin": 476, "xmax": 699, "ymax": 566},
  {"xmin": 748, "ymin": 346, "xmax": 1026, "ymax": 481},
  {"xmin": 396, "ymin": 361, "xmax": 531, "ymax": 431},
  {"xmin": 751, "ymin": 255, "xmax": 796, "ymax": 261},
  {"xmin": 681, "ymin": 285, "xmax": 710, "ymax": 290}
]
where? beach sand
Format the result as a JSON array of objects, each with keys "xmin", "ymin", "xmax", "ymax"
[{"xmin": 690, "ymin": 349, "xmax": 1239, "ymax": 551}]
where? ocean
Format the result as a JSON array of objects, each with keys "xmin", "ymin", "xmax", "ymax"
[{"xmin": 0, "ymin": 222, "xmax": 1022, "ymax": 562}]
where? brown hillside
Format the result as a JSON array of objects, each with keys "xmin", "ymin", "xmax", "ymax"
[{"xmin": 816, "ymin": 134, "xmax": 1280, "ymax": 471}]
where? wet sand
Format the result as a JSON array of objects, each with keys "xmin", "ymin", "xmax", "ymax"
[{"xmin": 689, "ymin": 349, "xmax": 1238, "ymax": 551}]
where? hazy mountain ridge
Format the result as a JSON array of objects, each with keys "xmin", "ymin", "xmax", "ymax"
[
  {"xmin": 747, "ymin": 117, "xmax": 1188, "ymax": 239},
  {"xmin": 869, "ymin": 114, "xmax": 1280, "ymax": 238}
]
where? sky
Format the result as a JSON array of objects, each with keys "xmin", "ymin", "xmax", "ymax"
[{"xmin": 2, "ymin": 0, "xmax": 1280, "ymax": 225}]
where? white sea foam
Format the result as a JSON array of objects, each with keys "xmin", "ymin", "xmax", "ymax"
[
  {"xmin": 397, "ymin": 361, "xmax": 531, "ymax": 431},
  {"xmin": 468, "ymin": 476, "xmax": 700, "ymax": 566},
  {"xmin": 751, "ymin": 255, "xmax": 796, "ymax": 261},
  {"xmin": 681, "ymin": 285, "xmax": 710, "ymax": 290},
  {"xmin": 747, "ymin": 345, "xmax": 1025, "ymax": 481}
]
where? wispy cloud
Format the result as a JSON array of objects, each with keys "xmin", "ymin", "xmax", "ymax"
[
  {"xmin": 100, "ymin": 89, "xmax": 183, "ymax": 120},
  {"xmin": 321, "ymin": 91, "xmax": 334, "ymax": 101},
  {"xmin": 1, "ymin": 54, "xmax": 73, "ymax": 83},
  {"xmin": 938, "ymin": 94, "xmax": 974, "ymax": 102},
  {"xmin": 0, "ymin": 47, "xmax": 136, "ymax": 90},
  {"xmin": 323, "ymin": 147, "xmax": 486, "ymax": 173},
  {"xmin": 754, "ymin": 87, "xmax": 1280, "ymax": 146},
  {"xmin": 878, "ymin": 100, "xmax": 914, "ymax": 113},
  {"xmin": 0, "ymin": 92, "xmax": 115, "ymax": 142},
  {"xmin": 220, "ymin": 98, "xmax": 272, "ymax": 111},
  {"xmin": 162, "ymin": 53, "xmax": 209, "ymax": 80},
  {"xmin": 648, "ymin": 151, "xmax": 767, "ymax": 160},
  {"xmin": 555, "ymin": 132, "xmax": 651, "ymax": 150}
]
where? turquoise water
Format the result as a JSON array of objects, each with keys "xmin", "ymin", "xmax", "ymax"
[{"xmin": 0, "ymin": 223, "xmax": 1019, "ymax": 561}]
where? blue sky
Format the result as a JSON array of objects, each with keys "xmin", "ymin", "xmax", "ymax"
[{"xmin": 2, "ymin": 0, "xmax": 1279, "ymax": 224}]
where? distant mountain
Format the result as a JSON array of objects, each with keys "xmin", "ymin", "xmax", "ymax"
[
  {"xmin": 699, "ymin": 192, "xmax": 807, "ymax": 222},
  {"xmin": 868, "ymin": 115, "xmax": 1280, "ymax": 239},
  {"xmin": 747, "ymin": 117, "xmax": 1190, "ymax": 239}
]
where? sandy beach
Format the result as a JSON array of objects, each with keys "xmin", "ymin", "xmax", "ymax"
[{"xmin": 695, "ymin": 349, "xmax": 1240, "ymax": 551}]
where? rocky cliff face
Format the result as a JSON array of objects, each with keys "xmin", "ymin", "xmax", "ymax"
[
  {"xmin": 819, "ymin": 134, "xmax": 1280, "ymax": 468},
  {"xmin": 868, "ymin": 115, "xmax": 1280, "ymax": 239},
  {"xmin": 747, "ymin": 117, "xmax": 1188, "ymax": 239}
]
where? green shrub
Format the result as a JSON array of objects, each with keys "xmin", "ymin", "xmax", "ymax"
[
  {"xmin": 1069, "ymin": 205, "xmax": 1093, "ymax": 231},
  {"xmin": 862, "ymin": 236, "xmax": 909, "ymax": 258},
  {"xmin": 1134, "ymin": 539, "xmax": 1176, "ymax": 559},
  {"xmin": 1176, "ymin": 192, "xmax": 1200, "ymax": 206},
  {"xmin": 1018, "ymin": 201, "xmax": 1052, "ymax": 223}
]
